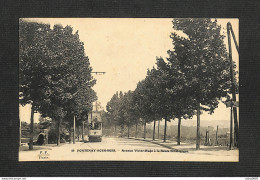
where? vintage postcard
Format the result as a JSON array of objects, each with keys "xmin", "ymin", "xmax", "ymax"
[{"xmin": 19, "ymin": 18, "xmax": 239, "ymax": 161}]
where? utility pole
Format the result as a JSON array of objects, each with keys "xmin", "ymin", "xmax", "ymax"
[
  {"xmin": 158, "ymin": 120, "xmax": 160, "ymax": 140},
  {"xmin": 73, "ymin": 115, "xmax": 76, "ymax": 144},
  {"xmin": 29, "ymin": 104, "xmax": 35, "ymax": 150},
  {"xmin": 216, "ymin": 125, "xmax": 219, "ymax": 145},
  {"xmin": 227, "ymin": 22, "xmax": 239, "ymax": 147},
  {"xmin": 205, "ymin": 130, "xmax": 208, "ymax": 145},
  {"xmin": 19, "ymin": 107, "xmax": 21, "ymax": 147},
  {"xmin": 229, "ymin": 106, "xmax": 233, "ymax": 150},
  {"xmin": 208, "ymin": 126, "xmax": 210, "ymax": 145},
  {"xmin": 135, "ymin": 123, "xmax": 137, "ymax": 138},
  {"xmin": 196, "ymin": 103, "xmax": 200, "ymax": 150},
  {"xmin": 144, "ymin": 119, "xmax": 146, "ymax": 139}
]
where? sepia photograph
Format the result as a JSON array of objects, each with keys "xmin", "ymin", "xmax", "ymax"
[{"xmin": 19, "ymin": 18, "xmax": 239, "ymax": 162}]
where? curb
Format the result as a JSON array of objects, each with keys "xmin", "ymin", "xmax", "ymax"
[{"xmin": 127, "ymin": 137, "xmax": 188, "ymax": 153}]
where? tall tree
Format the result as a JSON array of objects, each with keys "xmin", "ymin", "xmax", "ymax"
[
  {"xmin": 20, "ymin": 20, "xmax": 96, "ymax": 147},
  {"xmin": 146, "ymin": 66, "xmax": 175, "ymax": 142},
  {"xmin": 134, "ymin": 67, "xmax": 171, "ymax": 141},
  {"xmin": 19, "ymin": 20, "xmax": 52, "ymax": 150},
  {"xmin": 106, "ymin": 92, "xmax": 121, "ymax": 135},
  {"xmin": 134, "ymin": 79, "xmax": 155, "ymax": 139},
  {"xmin": 171, "ymin": 18, "xmax": 233, "ymax": 149},
  {"xmin": 131, "ymin": 90, "xmax": 143, "ymax": 138},
  {"xmin": 144, "ymin": 69, "xmax": 163, "ymax": 141},
  {"xmin": 121, "ymin": 91, "xmax": 137, "ymax": 138},
  {"xmin": 156, "ymin": 50, "xmax": 196, "ymax": 145},
  {"xmin": 117, "ymin": 91, "xmax": 126, "ymax": 136},
  {"xmin": 39, "ymin": 24, "xmax": 96, "ymax": 145}
]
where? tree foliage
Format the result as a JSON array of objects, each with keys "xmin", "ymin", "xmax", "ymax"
[
  {"xmin": 170, "ymin": 18, "xmax": 232, "ymax": 112},
  {"xmin": 104, "ymin": 19, "xmax": 236, "ymax": 147},
  {"xmin": 19, "ymin": 20, "xmax": 97, "ymax": 147}
]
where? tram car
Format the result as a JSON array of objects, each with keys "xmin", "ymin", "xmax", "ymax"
[{"xmin": 88, "ymin": 111, "xmax": 102, "ymax": 142}]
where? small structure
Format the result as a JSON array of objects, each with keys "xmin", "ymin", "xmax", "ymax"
[{"xmin": 35, "ymin": 129, "xmax": 48, "ymax": 145}]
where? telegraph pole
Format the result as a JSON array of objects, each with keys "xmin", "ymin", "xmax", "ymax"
[
  {"xmin": 227, "ymin": 22, "xmax": 239, "ymax": 147},
  {"xmin": 82, "ymin": 121, "xmax": 84, "ymax": 142},
  {"xmin": 216, "ymin": 125, "xmax": 219, "ymax": 145},
  {"xmin": 158, "ymin": 120, "xmax": 160, "ymax": 139},
  {"xmin": 19, "ymin": 107, "xmax": 21, "ymax": 147},
  {"xmin": 229, "ymin": 105, "xmax": 233, "ymax": 150},
  {"xmin": 73, "ymin": 115, "xmax": 76, "ymax": 144}
]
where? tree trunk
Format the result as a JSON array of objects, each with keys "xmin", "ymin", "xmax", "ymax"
[
  {"xmin": 216, "ymin": 125, "xmax": 218, "ymax": 145},
  {"xmin": 208, "ymin": 129, "xmax": 210, "ymax": 145},
  {"xmin": 121, "ymin": 125, "xmax": 124, "ymax": 137},
  {"xmin": 114, "ymin": 125, "xmax": 116, "ymax": 136},
  {"xmin": 158, "ymin": 120, "xmax": 160, "ymax": 139},
  {"xmin": 82, "ymin": 121, "xmax": 85, "ymax": 142},
  {"xmin": 69, "ymin": 127, "xmax": 72, "ymax": 144},
  {"xmin": 29, "ymin": 104, "xmax": 35, "ymax": 150},
  {"xmin": 205, "ymin": 130, "xmax": 208, "ymax": 145},
  {"xmin": 86, "ymin": 121, "xmax": 89, "ymax": 140},
  {"xmin": 57, "ymin": 119, "xmax": 61, "ymax": 146},
  {"xmin": 127, "ymin": 125, "xmax": 130, "ymax": 138},
  {"xmin": 153, "ymin": 120, "xmax": 156, "ymax": 140},
  {"xmin": 196, "ymin": 103, "xmax": 200, "ymax": 150},
  {"xmin": 135, "ymin": 123, "xmax": 138, "ymax": 138},
  {"xmin": 164, "ymin": 118, "xmax": 167, "ymax": 142},
  {"xmin": 177, "ymin": 118, "xmax": 181, "ymax": 145},
  {"xmin": 73, "ymin": 116, "xmax": 75, "ymax": 144},
  {"xmin": 143, "ymin": 120, "xmax": 146, "ymax": 139},
  {"xmin": 77, "ymin": 126, "xmax": 80, "ymax": 142}
]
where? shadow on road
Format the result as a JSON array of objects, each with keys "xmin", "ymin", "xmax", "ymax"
[
  {"xmin": 177, "ymin": 146, "xmax": 231, "ymax": 152},
  {"xmin": 125, "ymin": 137, "xmax": 237, "ymax": 153},
  {"xmin": 126, "ymin": 137, "xmax": 188, "ymax": 153}
]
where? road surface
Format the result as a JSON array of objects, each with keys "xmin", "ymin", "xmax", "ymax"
[{"xmin": 19, "ymin": 137, "xmax": 238, "ymax": 161}]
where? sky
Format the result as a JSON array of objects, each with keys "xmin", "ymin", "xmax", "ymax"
[{"xmin": 20, "ymin": 18, "xmax": 239, "ymax": 127}]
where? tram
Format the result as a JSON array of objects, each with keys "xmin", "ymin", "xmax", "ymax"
[{"xmin": 88, "ymin": 103, "xmax": 102, "ymax": 142}]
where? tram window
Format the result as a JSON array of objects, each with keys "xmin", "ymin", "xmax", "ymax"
[{"xmin": 93, "ymin": 122, "xmax": 101, "ymax": 130}]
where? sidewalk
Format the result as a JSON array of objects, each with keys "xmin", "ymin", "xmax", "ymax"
[
  {"xmin": 19, "ymin": 142, "xmax": 68, "ymax": 152},
  {"xmin": 128, "ymin": 137, "xmax": 236, "ymax": 153},
  {"xmin": 128, "ymin": 137, "xmax": 188, "ymax": 153}
]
